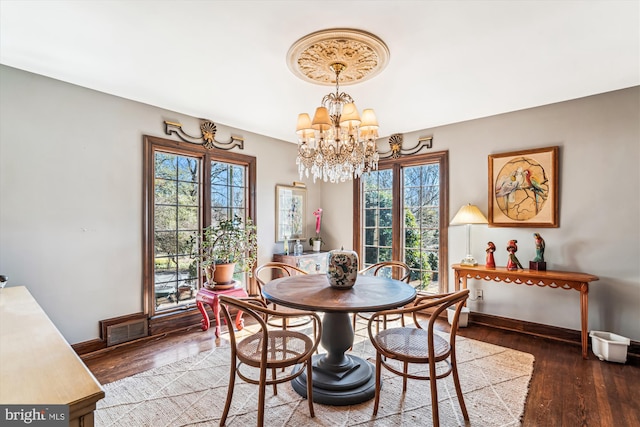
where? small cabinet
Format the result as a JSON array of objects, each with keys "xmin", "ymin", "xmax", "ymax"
[{"xmin": 272, "ymin": 251, "xmax": 329, "ymax": 277}]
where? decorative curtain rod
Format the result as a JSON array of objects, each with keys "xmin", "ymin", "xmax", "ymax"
[
  {"xmin": 164, "ymin": 120, "xmax": 244, "ymax": 150},
  {"xmin": 378, "ymin": 134, "xmax": 433, "ymax": 159}
]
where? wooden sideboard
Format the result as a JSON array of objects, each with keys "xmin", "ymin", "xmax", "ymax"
[
  {"xmin": 451, "ymin": 264, "xmax": 599, "ymax": 359},
  {"xmin": 0, "ymin": 286, "xmax": 105, "ymax": 426},
  {"xmin": 272, "ymin": 251, "xmax": 329, "ymax": 276}
]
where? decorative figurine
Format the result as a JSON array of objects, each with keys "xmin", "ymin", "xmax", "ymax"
[
  {"xmin": 485, "ymin": 241, "xmax": 496, "ymax": 268},
  {"xmin": 530, "ymin": 232, "xmax": 547, "ymax": 271},
  {"xmin": 506, "ymin": 239, "xmax": 523, "ymax": 270}
]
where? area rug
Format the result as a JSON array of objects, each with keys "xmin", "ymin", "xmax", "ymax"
[{"xmin": 95, "ymin": 324, "xmax": 534, "ymax": 427}]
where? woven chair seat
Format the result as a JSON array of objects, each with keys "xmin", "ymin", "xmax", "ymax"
[
  {"xmin": 237, "ymin": 330, "xmax": 314, "ymax": 368},
  {"xmin": 374, "ymin": 327, "xmax": 450, "ymax": 363}
]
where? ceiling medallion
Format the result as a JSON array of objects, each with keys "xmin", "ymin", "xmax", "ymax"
[{"xmin": 287, "ymin": 28, "xmax": 390, "ymax": 86}]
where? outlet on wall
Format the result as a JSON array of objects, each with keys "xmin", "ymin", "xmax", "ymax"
[{"xmin": 475, "ymin": 289, "xmax": 483, "ymax": 300}]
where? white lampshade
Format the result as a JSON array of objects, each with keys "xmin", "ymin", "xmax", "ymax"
[
  {"xmin": 360, "ymin": 109, "xmax": 379, "ymax": 130},
  {"xmin": 296, "ymin": 113, "xmax": 312, "ymax": 133},
  {"xmin": 296, "ymin": 113, "xmax": 315, "ymax": 140},
  {"xmin": 339, "ymin": 103, "xmax": 361, "ymax": 127},
  {"xmin": 450, "ymin": 204, "xmax": 488, "ymax": 225},
  {"xmin": 311, "ymin": 107, "xmax": 332, "ymax": 131}
]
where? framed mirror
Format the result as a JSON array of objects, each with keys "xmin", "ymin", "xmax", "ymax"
[{"xmin": 275, "ymin": 184, "xmax": 307, "ymax": 242}]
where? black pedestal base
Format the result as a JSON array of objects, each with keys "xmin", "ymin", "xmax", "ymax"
[
  {"xmin": 291, "ymin": 353, "xmax": 377, "ymax": 405},
  {"xmin": 530, "ymin": 261, "xmax": 547, "ymax": 271}
]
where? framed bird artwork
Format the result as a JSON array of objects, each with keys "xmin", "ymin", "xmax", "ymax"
[{"xmin": 488, "ymin": 146, "xmax": 559, "ymax": 227}]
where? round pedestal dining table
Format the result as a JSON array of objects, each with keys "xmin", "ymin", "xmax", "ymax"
[{"xmin": 262, "ymin": 273, "xmax": 416, "ymax": 406}]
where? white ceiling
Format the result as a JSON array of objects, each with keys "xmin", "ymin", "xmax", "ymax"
[{"xmin": 1, "ymin": 1, "xmax": 638, "ymax": 143}]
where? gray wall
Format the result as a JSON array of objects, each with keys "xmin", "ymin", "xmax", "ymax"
[
  {"xmin": 321, "ymin": 87, "xmax": 640, "ymax": 342},
  {"xmin": 0, "ymin": 65, "xmax": 317, "ymax": 343},
  {"xmin": 1, "ymin": 64, "xmax": 638, "ymax": 344}
]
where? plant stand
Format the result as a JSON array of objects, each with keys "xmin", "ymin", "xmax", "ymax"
[{"xmin": 195, "ymin": 284, "xmax": 248, "ymax": 338}]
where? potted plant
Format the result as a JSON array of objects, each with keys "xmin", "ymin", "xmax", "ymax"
[{"xmin": 190, "ymin": 215, "xmax": 257, "ymax": 290}]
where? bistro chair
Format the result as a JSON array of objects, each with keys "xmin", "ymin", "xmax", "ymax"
[
  {"xmin": 367, "ymin": 289, "xmax": 470, "ymax": 427},
  {"xmin": 218, "ymin": 295, "xmax": 322, "ymax": 427},
  {"xmin": 255, "ymin": 262, "xmax": 315, "ymax": 331},
  {"xmin": 353, "ymin": 261, "xmax": 412, "ymax": 334}
]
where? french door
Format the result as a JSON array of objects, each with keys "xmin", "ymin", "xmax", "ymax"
[
  {"xmin": 143, "ymin": 135, "xmax": 256, "ymax": 318},
  {"xmin": 354, "ymin": 151, "xmax": 448, "ymax": 293}
]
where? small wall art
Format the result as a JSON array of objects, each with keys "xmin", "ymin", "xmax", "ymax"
[
  {"xmin": 275, "ymin": 184, "xmax": 307, "ymax": 242},
  {"xmin": 488, "ymin": 146, "xmax": 559, "ymax": 227}
]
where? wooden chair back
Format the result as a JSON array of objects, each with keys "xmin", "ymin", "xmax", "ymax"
[{"xmin": 359, "ymin": 260, "xmax": 411, "ymax": 283}]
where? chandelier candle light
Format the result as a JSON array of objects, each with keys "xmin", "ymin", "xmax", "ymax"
[
  {"xmin": 288, "ymin": 29, "xmax": 389, "ymax": 183},
  {"xmin": 450, "ymin": 204, "xmax": 489, "ymax": 266}
]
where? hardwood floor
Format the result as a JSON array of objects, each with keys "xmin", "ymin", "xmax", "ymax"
[{"xmin": 82, "ymin": 319, "xmax": 639, "ymax": 426}]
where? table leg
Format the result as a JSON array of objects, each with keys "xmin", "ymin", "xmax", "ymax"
[
  {"xmin": 213, "ymin": 295, "xmax": 221, "ymax": 338},
  {"xmin": 291, "ymin": 312, "xmax": 376, "ymax": 405},
  {"xmin": 235, "ymin": 310, "xmax": 244, "ymax": 331},
  {"xmin": 580, "ymin": 283, "xmax": 589, "ymax": 359},
  {"xmin": 196, "ymin": 300, "xmax": 210, "ymax": 331},
  {"xmin": 457, "ymin": 271, "xmax": 469, "ymax": 307}
]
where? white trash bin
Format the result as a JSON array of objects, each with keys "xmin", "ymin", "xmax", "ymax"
[
  {"xmin": 589, "ymin": 331, "xmax": 630, "ymax": 363},
  {"xmin": 447, "ymin": 305, "xmax": 469, "ymax": 328}
]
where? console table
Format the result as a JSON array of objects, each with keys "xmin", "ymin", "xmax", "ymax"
[
  {"xmin": 1, "ymin": 286, "xmax": 105, "ymax": 426},
  {"xmin": 452, "ymin": 264, "xmax": 599, "ymax": 359},
  {"xmin": 272, "ymin": 251, "xmax": 329, "ymax": 277},
  {"xmin": 195, "ymin": 284, "xmax": 248, "ymax": 338}
]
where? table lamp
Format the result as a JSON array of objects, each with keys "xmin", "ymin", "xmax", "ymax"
[{"xmin": 450, "ymin": 204, "xmax": 488, "ymax": 266}]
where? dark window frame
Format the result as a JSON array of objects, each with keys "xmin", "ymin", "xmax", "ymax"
[
  {"xmin": 143, "ymin": 135, "xmax": 257, "ymax": 320},
  {"xmin": 353, "ymin": 150, "xmax": 449, "ymax": 293}
]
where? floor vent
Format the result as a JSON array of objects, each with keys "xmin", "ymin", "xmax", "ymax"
[{"xmin": 101, "ymin": 314, "xmax": 148, "ymax": 347}]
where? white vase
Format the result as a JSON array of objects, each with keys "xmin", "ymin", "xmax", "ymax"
[
  {"xmin": 327, "ymin": 248, "xmax": 358, "ymax": 289},
  {"xmin": 313, "ymin": 240, "xmax": 321, "ymax": 252}
]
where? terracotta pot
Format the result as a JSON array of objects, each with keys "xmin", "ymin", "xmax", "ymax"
[{"xmin": 204, "ymin": 263, "xmax": 236, "ymax": 290}]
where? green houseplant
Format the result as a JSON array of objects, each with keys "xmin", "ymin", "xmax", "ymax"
[{"xmin": 191, "ymin": 215, "xmax": 257, "ymax": 289}]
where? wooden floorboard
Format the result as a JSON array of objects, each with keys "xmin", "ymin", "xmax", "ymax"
[{"xmin": 82, "ymin": 319, "xmax": 640, "ymax": 426}]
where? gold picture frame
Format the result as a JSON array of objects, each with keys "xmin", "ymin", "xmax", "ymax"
[
  {"xmin": 275, "ymin": 185, "xmax": 307, "ymax": 242},
  {"xmin": 488, "ymin": 146, "xmax": 559, "ymax": 227}
]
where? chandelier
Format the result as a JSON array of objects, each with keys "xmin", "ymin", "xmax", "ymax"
[
  {"xmin": 295, "ymin": 63, "xmax": 379, "ymax": 183},
  {"xmin": 287, "ymin": 29, "xmax": 389, "ymax": 183}
]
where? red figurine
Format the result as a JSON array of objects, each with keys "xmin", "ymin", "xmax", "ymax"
[
  {"xmin": 506, "ymin": 239, "xmax": 523, "ymax": 270},
  {"xmin": 485, "ymin": 241, "xmax": 496, "ymax": 268}
]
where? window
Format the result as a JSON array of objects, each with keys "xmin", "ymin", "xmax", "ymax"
[
  {"xmin": 143, "ymin": 135, "xmax": 256, "ymax": 318},
  {"xmin": 153, "ymin": 152, "xmax": 200, "ymax": 312},
  {"xmin": 354, "ymin": 151, "xmax": 448, "ymax": 293}
]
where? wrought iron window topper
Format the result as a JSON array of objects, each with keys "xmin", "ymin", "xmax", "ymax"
[
  {"xmin": 378, "ymin": 133, "xmax": 433, "ymax": 159},
  {"xmin": 164, "ymin": 120, "xmax": 244, "ymax": 150}
]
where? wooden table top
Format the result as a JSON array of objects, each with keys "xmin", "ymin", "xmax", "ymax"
[
  {"xmin": 0, "ymin": 286, "xmax": 104, "ymax": 406},
  {"xmin": 262, "ymin": 274, "xmax": 416, "ymax": 313},
  {"xmin": 451, "ymin": 264, "xmax": 599, "ymax": 283}
]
